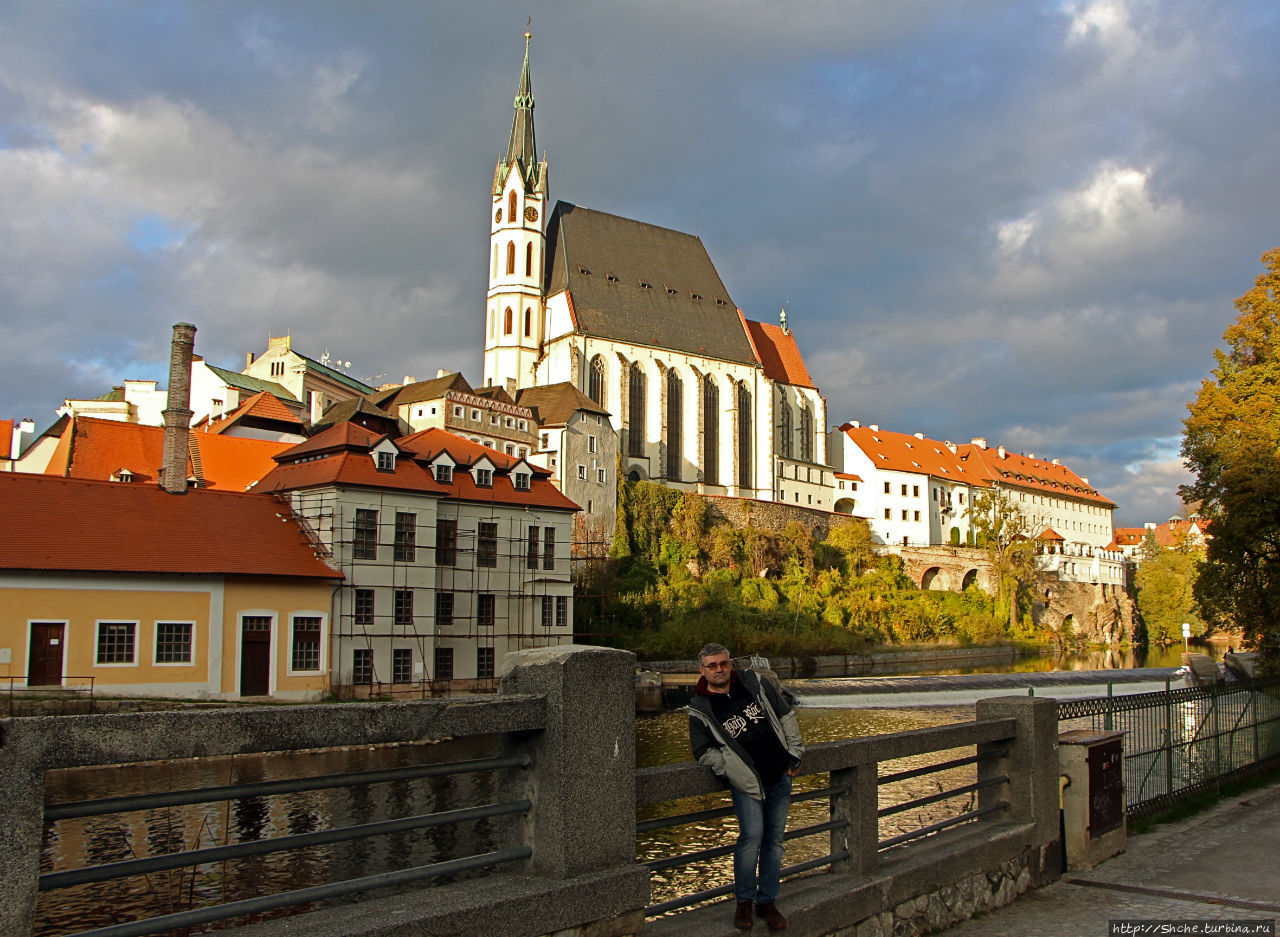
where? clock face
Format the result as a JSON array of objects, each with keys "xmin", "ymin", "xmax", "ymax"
[
  {"xmin": 495, "ymin": 208, "xmax": 503, "ymax": 223},
  {"xmin": 524, "ymin": 206, "xmax": 539, "ymax": 223}
]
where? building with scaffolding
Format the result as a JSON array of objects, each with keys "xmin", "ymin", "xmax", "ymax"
[{"xmin": 258, "ymin": 421, "xmax": 579, "ymax": 694}]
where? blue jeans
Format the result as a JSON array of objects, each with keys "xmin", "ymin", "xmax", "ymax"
[{"xmin": 730, "ymin": 773, "xmax": 792, "ymax": 904}]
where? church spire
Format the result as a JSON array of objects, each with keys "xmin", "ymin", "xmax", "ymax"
[{"xmin": 505, "ymin": 32, "xmax": 537, "ymax": 185}]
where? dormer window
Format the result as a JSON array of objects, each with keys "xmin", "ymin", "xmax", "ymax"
[
  {"xmin": 376, "ymin": 451, "xmax": 396, "ymax": 471},
  {"xmin": 513, "ymin": 472, "xmax": 531, "ymax": 491},
  {"xmin": 111, "ymin": 468, "xmax": 134, "ymax": 483},
  {"xmin": 435, "ymin": 464, "xmax": 453, "ymax": 483},
  {"xmin": 475, "ymin": 467, "xmax": 493, "ymax": 487}
]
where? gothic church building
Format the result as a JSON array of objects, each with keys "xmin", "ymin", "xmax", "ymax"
[{"xmin": 483, "ymin": 36, "xmax": 828, "ymax": 503}]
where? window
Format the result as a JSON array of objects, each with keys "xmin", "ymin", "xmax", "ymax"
[
  {"xmin": 884, "ymin": 508, "xmax": 891, "ymax": 520},
  {"xmin": 513, "ymin": 472, "xmax": 530, "ymax": 490},
  {"xmin": 800, "ymin": 407, "xmax": 813, "ymax": 462},
  {"xmin": 393, "ymin": 512, "xmax": 416, "ymax": 562},
  {"xmin": 393, "ymin": 648, "xmax": 413, "ymax": 683},
  {"xmin": 355, "ymin": 589, "xmax": 374, "ymax": 626},
  {"xmin": 377, "ymin": 450, "xmax": 395, "ymax": 471},
  {"xmin": 471, "ymin": 408, "xmax": 481, "ymax": 421},
  {"xmin": 524, "ymin": 307, "xmax": 532, "ymax": 337},
  {"xmin": 541, "ymin": 595, "xmax": 553, "ymax": 627},
  {"xmin": 491, "ymin": 415, "xmax": 500, "ymax": 424},
  {"xmin": 97, "ymin": 622, "xmax": 136, "ymax": 665},
  {"xmin": 394, "ymin": 589, "xmax": 414, "ymax": 626},
  {"xmin": 453, "ymin": 405, "xmax": 463, "ymax": 417},
  {"xmin": 527, "ymin": 527, "xmax": 539, "ymax": 569},
  {"xmin": 478, "ymin": 593, "xmax": 496, "ymax": 629},
  {"xmin": 436, "ymin": 592, "xmax": 454, "ymax": 627},
  {"xmin": 588, "ymin": 355, "xmax": 606, "ymax": 404},
  {"xmin": 478, "ymin": 522, "xmax": 498, "ymax": 567},
  {"xmin": 588, "ymin": 435, "xmax": 597, "ymax": 453},
  {"xmin": 884, "ymin": 482, "xmax": 891, "ymax": 494},
  {"xmin": 543, "ymin": 527, "xmax": 556, "ymax": 570},
  {"xmin": 475, "ymin": 467, "xmax": 493, "ymax": 487},
  {"xmin": 290, "ymin": 617, "xmax": 321, "ymax": 671},
  {"xmin": 901, "ymin": 484, "xmax": 908, "ymax": 496},
  {"xmin": 901, "ymin": 510, "xmax": 909, "ymax": 521},
  {"xmin": 577, "ymin": 464, "xmax": 587, "ymax": 480},
  {"xmin": 504, "ymin": 306, "xmax": 513, "ymax": 335},
  {"xmin": 354, "ymin": 509, "xmax": 378, "ymax": 559},
  {"xmin": 556, "ymin": 596, "xmax": 568, "ymax": 628},
  {"xmin": 597, "ymin": 468, "xmax": 606, "ymax": 483},
  {"xmin": 505, "ymin": 416, "xmax": 514, "ymax": 428},
  {"xmin": 912, "ymin": 485, "xmax": 919, "ymax": 498},
  {"xmin": 353, "ymin": 648, "xmax": 373, "ymax": 684},
  {"xmin": 525, "ymin": 242, "xmax": 533, "ymax": 277},
  {"xmin": 913, "ymin": 511, "xmax": 921, "ymax": 522},
  {"xmin": 508, "ymin": 189, "xmax": 517, "ymax": 223},
  {"xmin": 703, "ymin": 375, "xmax": 719, "ymax": 486},
  {"xmin": 477, "ymin": 647, "xmax": 495, "ymax": 680},
  {"xmin": 779, "ymin": 404, "xmax": 793, "ymax": 458},
  {"xmin": 155, "ymin": 622, "xmax": 193, "ymax": 664},
  {"xmin": 435, "ymin": 463, "xmax": 453, "ymax": 483},
  {"xmin": 519, "ymin": 420, "xmax": 527, "ymax": 430},
  {"xmin": 436, "ymin": 519, "xmax": 457, "ymax": 565},
  {"xmin": 506, "ymin": 242, "xmax": 515, "ymax": 276},
  {"xmin": 434, "ymin": 647, "xmax": 454, "ymax": 682},
  {"xmin": 737, "ymin": 383, "xmax": 752, "ymax": 489},
  {"xmin": 666, "ymin": 369, "xmax": 682, "ymax": 479},
  {"xmin": 627, "ymin": 366, "xmax": 646, "ymax": 457}
]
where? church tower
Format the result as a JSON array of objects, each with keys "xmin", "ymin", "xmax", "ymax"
[{"xmin": 483, "ymin": 32, "xmax": 548, "ymax": 390}]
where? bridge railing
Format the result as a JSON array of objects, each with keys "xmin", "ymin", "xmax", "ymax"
[
  {"xmin": 0, "ymin": 646, "xmax": 647, "ymax": 937},
  {"xmin": 637, "ymin": 697, "xmax": 1060, "ymax": 920}
]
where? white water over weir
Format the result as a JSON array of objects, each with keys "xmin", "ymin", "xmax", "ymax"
[{"xmin": 788, "ymin": 667, "xmax": 1181, "ymax": 709}]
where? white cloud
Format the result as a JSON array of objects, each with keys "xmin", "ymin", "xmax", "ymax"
[{"xmin": 1064, "ymin": 0, "xmax": 1138, "ymax": 58}]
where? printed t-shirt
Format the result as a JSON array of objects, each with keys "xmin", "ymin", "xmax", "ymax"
[{"xmin": 707, "ymin": 676, "xmax": 790, "ymax": 786}]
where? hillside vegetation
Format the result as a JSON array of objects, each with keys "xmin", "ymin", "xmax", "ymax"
[{"xmin": 573, "ymin": 482, "xmax": 1036, "ymax": 660}]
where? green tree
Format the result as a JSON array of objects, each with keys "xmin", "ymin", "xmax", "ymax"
[
  {"xmin": 968, "ymin": 488, "xmax": 1038, "ymax": 630},
  {"xmin": 1135, "ymin": 541, "xmax": 1205, "ymax": 646},
  {"xmin": 1182, "ymin": 248, "xmax": 1280, "ymax": 667}
]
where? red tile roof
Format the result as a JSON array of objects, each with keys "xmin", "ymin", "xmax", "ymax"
[
  {"xmin": 0, "ymin": 473, "xmax": 340, "ymax": 579},
  {"xmin": 840, "ymin": 424, "xmax": 978, "ymax": 482},
  {"xmin": 1038, "ymin": 527, "xmax": 1065, "ymax": 541},
  {"xmin": 203, "ymin": 391, "xmax": 303, "ymax": 434},
  {"xmin": 743, "ymin": 320, "xmax": 816, "ymax": 389},
  {"xmin": 43, "ymin": 417, "xmax": 289, "ymax": 490},
  {"xmin": 1111, "ymin": 519, "xmax": 1208, "ymax": 550},
  {"xmin": 277, "ymin": 422, "xmax": 391, "ymax": 461},
  {"xmin": 257, "ymin": 450, "xmax": 444, "ymax": 495},
  {"xmin": 956, "ymin": 444, "xmax": 1115, "ymax": 508}
]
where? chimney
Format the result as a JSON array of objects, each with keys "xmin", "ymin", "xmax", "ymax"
[
  {"xmin": 849, "ymin": 420, "xmax": 860, "ymax": 428},
  {"xmin": 944, "ymin": 440, "xmax": 956, "ymax": 454},
  {"xmin": 436, "ymin": 368, "xmax": 450, "ymax": 378},
  {"xmin": 997, "ymin": 445, "xmax": 1007, "ymax": 459},
  {"xmin": 505, "ymin": 378, "xmax": 517, "ymax": 396},
  {"xmin": 970, "ymin": 437, "xmax": 987, "ymax": 449},
  {"xmin": 914, "ymin": 432, "xmax": 925, "ymax": 440},
  {"xmin": 869, "ymin": 424, "xmax": 879, "ymax": 432},
  {"xmin": 403, "ymin": 376, "xmax": 416, "ymax": 386},
  {"xmin": 245, "ymin": 352, "xmax": 255, "ymax": 368},
  {"xmin": 160, "ymin": 322, "xmax": 197, "ymax": 494},
  {"xmin": 1027, "ymin": 452, "xmax": 1035, "ymax": 460}
]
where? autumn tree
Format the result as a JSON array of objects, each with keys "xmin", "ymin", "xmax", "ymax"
[
  {"xmin": 1182, "ymin": 248, "xmax": 1280, "ymax": 667},
  {"xmin": 968, "ymin": 488, "xmax": 1038, "ymax": 629},
  {"xmin": 1135, "ymin": 532, "xmax": 1205, "ymax": 646}
]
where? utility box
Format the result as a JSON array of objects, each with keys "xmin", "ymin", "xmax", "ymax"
[{"xmin": 1059, "ymin": 728, "xmax": 1126, "ymax": 870}]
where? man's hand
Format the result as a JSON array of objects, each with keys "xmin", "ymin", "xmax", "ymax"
[{"xmin": 787, "ymin": 766, "xmax": 800, "ymax": 777}]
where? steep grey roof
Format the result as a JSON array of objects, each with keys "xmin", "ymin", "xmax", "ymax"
[
  {"xmin": 516, "ymin": 383, "xmax": 609, "ymax": 428},
  {"xmin": 544, "ymin": 202, "xmax": 758, "ymax": 366},
  {"xmin": 207, "ymin": 366, "xmax": 296, "ymax": 401},
  {"xmin": 372, "ymin": 372, "xmax": 472, "ymax": 410}
]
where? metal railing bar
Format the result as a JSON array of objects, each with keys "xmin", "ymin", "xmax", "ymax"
[
  {"xmin": 878, "ymin": 801, "xmax": 1009, "ymax": 850},
  {"xmin": 878, "ymin": 752, "xmax": 998, "ymax": 786},
  {"xmin": 644, "ymin": 820, "xmax": 846, "ymax": 872},
  {"xmin": 41, "ymin": 798, "xmax": 531, "ymax": 891},
  {"xmin": 636, "ymin": 783, "xmax": 845, "ymax": 833},
  {"xmin": 46, "ymin": 754, "xmax": 531, "ymax": 821},
  {"xmin": 644, "ymin": 850, "xmax": 851, "ymax": 917},
  {"xmin": 65, "ymin": 846, "xmax": 532, "ymax": 937},
  {"xmin": 877, "ymin": 778, "xmax": 1006, "ymax": 818}
]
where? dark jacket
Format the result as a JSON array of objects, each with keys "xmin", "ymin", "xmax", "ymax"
[{"xmin": 687, "ymin": 668, "xmax": 803, "ymax": 800}]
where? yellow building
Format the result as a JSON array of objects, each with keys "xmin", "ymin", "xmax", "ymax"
[{"xmin": 1, "ymin": 473, "xmax": 341, "ymax": 700}]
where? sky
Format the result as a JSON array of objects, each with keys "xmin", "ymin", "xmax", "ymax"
[{"xmin": 2, "ymin": 0, "xmax": 1277, "ymax": 527}]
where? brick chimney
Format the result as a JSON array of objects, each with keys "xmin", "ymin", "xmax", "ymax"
[{"xmin": 160, "ymin": 323, "xmax": 197, "ymax": 494}]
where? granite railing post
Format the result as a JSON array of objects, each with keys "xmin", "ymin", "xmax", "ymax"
[
  {"xmin": 498, "ymin": 644, "xmax": 641, "ymax": 880},
  {"xmin": 976, "ymin": 696, "xmax": 1058, "ymax": 830},
  {"xmin": 830, "ymin": 762, "xmax": 879, "ymax": 875}
]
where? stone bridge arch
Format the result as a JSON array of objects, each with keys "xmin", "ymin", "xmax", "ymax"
[{"xmin": 893, "ymin": 546, "xmax": 996, "ymax": 595}]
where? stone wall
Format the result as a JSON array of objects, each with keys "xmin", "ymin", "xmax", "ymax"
[
  {"xmin": 702, "ymin": 494, "xmax": 837, "ymax": 540},
  {"xmin": 1033, "ymin": 577, "xmax": 1137, "ymax": 646}
]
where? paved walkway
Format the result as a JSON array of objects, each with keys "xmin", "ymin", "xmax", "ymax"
[{"xmin": 939, "ymin": 775, "xmax": 1280, "ymax": 936}]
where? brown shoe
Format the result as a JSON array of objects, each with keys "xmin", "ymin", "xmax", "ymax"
[
  {"xmin": 734, "ymin": 900, "xmax": 754, "ymax": 930},
  {"xmin": 756, "ymin": 902, "xmax": 787, "ymax": 930}
]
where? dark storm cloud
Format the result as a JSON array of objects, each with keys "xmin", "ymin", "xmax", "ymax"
[{"xmin": 2, "ymin": 1, "xmax": 1277, "ymax": 524}]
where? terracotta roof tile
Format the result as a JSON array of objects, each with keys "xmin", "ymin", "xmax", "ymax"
[
  {"xmin": 956, "ymin": 444, "xmax": 1115, "ymax": 508},
  {"xmin": 841, "ymin": 424, "xmax": 973, "ymax": 480},
  {"xmin": 0, "ymin": 473, "xmax": 340, "ymax": 579},
  {"xmin": 204, "ymin": 391, "xmax": 304, "ymax": 435},
  {"xmin": 743, "ymin": 320, "xmax": 816, "ymax": 388}
]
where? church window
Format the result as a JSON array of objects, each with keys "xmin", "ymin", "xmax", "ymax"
[
  {"xmin": 588, "ymin": 355, "xmax": 606, "ymax": 405},
  {"xmin": 703, "ymin": 375, "xmax": 719, "ymax": 486},
  {"xmin": 506, "ymin": 241, "xmax": 516, "ymax": 275},
  {"xmin": 524, "ymin": 307, "xmax": 532, "ymax": 337},
  {"xmin": 526, "ymin": 242, "xmax": 533, "ymax": 277},
  {"xmin": 666, "ymin": 370, "xmax": 682, "ymax": 480},
  {"xmin": 800, "ymin": 407, "xmax": 813, "ymax": 462},
  {"xmin": 737, "ymin": 383, "xmax": 752, "ymax": 489},
  {"xmin": 779, "ymin": 403, "xmax": 793, "ymax": 458},
  {"xmin": 504, "ymin": 307, "xmax": 513, "ymax": 335},
  {"xmin": 508, "ymin": 189, "xmax": 517, "ymax": 223},
  {"xmin": 627, "ymin": 367, "xmax": 646, "ymax": 457}
]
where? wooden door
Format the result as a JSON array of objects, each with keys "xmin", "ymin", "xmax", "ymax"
[
  {"xmin": 28, "ymin": 622, "xmax": 65, "ymax": 686},
  {"xmin": 239, "ymin": 616, "xmax": 272, "ymax": 697}
]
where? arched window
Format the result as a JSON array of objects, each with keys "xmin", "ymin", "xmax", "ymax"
[
  {"xmin": 508, "ymin": 189, "xmax": 517, "ymax": 223},
  {"xmin": 666, "ymin": 370, "xmax": 682, "ymax": 480},
  {"xmin": 800, "ymin": 406, "xmax": 813, "ymax": 462},
  {"xmin": 506, "ymin": 241, "xmax": 516, "ymax": 275},
  {"xmin": 703, "ymin": 375, "xmax": 719, "ymax": 486},
  {"xmin": 504, "ymin": 307, "xmax": 513, "ymax": 336},
  {"xmin": 524, "ymin": 307, "xmax": 532, "ymax": 337},
  {"xmin": 779, "ymin": 400, "xmax": 793, "ymax": 458},
  {"xmin": 627, "ymin": 366, "xmax": 646, "ymax": 457},
  {"xmin": 588, "ymin": 355, "xmax": 606, "ymax": 405},
  {"xmin": 737, "ymin": 382, "xmax": 752, "ymax": 489},
  {"xmin": 525, "ymin": 242, "xmax": 533, "ymax": 277}
]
